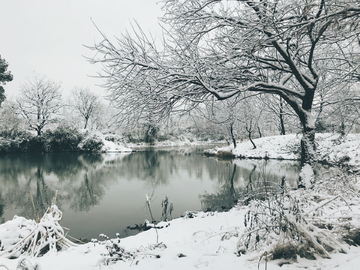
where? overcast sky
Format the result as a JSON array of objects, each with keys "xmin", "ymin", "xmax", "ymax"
[{"xmin": 0, "ymin": 0, "xmax": 163, "ymax": 99}]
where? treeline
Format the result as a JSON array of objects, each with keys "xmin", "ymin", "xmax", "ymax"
[
  {"xmin": 0, "ymin": 124, "xmax": 103, "ymax": 154},
  {"xmin": 0, "ymin": 72, "xmax": 359, "ymax": 154}
]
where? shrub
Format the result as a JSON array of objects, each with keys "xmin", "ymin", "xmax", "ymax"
[
  {"xmin": 0, "ymin": 128, "xmax": 32, "ymax": 141},
  {"xmin": 43, "ymin": 125, "xmax": 83, "ymax": 152},
  {"xmin": 0, "ymin": 138, "xmax": 13, "ymax": 153},
  {"xmin": 104, "ymin": 134, "xmax": 123, "ymax": 144},
  {"xmin": 79, "ymin": 135, "xmax": 104, "ymax": 152},
  {"xmin": 0, "ymin": 129, "xmax": 35, "ymax": 153},
  {"xmin": 27, "ymin": 135, "xmax": 47, "ymax": 153}
]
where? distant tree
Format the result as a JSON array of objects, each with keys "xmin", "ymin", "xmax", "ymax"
[
  {"xmin": 17, "ymin": 74, "xmax": 63, "ymax": 136},
  {"xmin": 0, "ymin": 56, "xmax": 13, "ymax": 106},
  {"xmin": 203, "ymin": 97, "xmax": 239, "ymax": 148},
  {"xmin": 260, "ymin": 95, "xmax": 300, "ymax": 136},
  {"xmin": 70, "ymin": 87, "xmax": 101, "ymax": 129},
  {"xmin": 0, "ymin": 99, "xmax": 26, "ymax": 138},
  {"xmin": 236, "ymin": 96, "xmax": 264, "ymax": 149}
]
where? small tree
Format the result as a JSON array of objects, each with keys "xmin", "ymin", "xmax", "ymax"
[
  {"xmin": 17, "ymin": 74, "xmax": 63, "ymax": 136},
  {"xmin": 0, "ymin": 99, "xmax": 26, "ymax": 138},
  {"xmin": 0, "ymin": 55, "xmax": 13, "ymax": 106},
  {"xmin": 202, "ymin": 97, "xmax": 240, "ymax": 148},
  {"xmin": 70, "ymin": 87, "xmax": 101, "ymax": 129}
]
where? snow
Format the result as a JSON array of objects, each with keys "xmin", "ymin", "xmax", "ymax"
[
  {"xmin": 101, "ymin": 139, "xmax": 132, "ymax": 152},
  {"xmin": 299, "ymin": 163, "xmax": 314, "ymax": 188},
  {"xmin": 2, "ymin": 207, "xmax": 360, "ymax": 270},
  {"xmin": 1, "ymin": 132, "xmax": 360, "ymax": 270},
  {"xmin": 210, "ymin": 133, "xmax": 360, "ymax": 170},
  {"xmin": 100, "ymin": 133, "xmax": 220, "ymax": 152},
  {"xmin": 232, "ymin": 134, "xmax": 301, "ymax": 160}
]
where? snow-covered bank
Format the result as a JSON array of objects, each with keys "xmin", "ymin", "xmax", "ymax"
[
  {"xmin": 126, "ymin": 138, "xmax": 225, "ymax": 149},
  {"xmin": 206, "ymin": 133, "xmax": 360, "ymax": 170},
  {"xmin": 101, "ymin": 138, "xmax": 132, "ymax": 152},
  {"xmin": 2, "ymin": 196, "xmax": 360, "ymax": 270},
  {"xmin": 100, "ymin": 132, "xmax": 225, "ymax": 152}
]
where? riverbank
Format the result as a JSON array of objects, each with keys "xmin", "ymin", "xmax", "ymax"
[
  {"xmin": 205, "ymin": 133, "xmax": 360, "ymax": 170},
  {"xmin": 1, "ymin": 133, "xmax": 360, "ymax": 270},
  {"xmin": 2, "ymin": 184, "xmax": 360, "ymax": 270}
]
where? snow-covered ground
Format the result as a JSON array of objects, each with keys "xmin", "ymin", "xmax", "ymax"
[
  {"xmin": 100, "ymin": 132, "xmax": 223, "ymax": 152},
  {"xmin": 206, "ymin": 133, "xmax": 360, "ymax": 170},
  {"xmin": 1, "ymin": 133, "xmax": 360, "ymax": 270},
  {"xmin": 101, "ymin": 138, "xmax": 132, "ymax": 152},
  {"xmin": 2, "ymin": 205, "xmax": 360, "ymax": 270}
]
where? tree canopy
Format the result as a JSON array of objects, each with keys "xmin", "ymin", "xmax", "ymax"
[
  {"xmin": 0, "ymin": 56, "xmax": 13, "ymax": 106},
  {"xmin": 70, "ymin": 87, "xmax": 101, "ymax": 129},
  {"xmin": 17, "ymin": 74, "xmax": 63, "ymax": 136}
]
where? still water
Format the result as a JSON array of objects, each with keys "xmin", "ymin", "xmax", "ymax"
[{"xmin": 0, "ymin": 148, "xmax": 300, "ymax": 240}]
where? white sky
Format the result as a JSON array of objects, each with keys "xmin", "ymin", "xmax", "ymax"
[{"xmin": 0, "ymin": 0, "xmax": 164, "ymax": 99}]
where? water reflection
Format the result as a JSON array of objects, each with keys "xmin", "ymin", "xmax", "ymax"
[
  {"xmin": 0, "ymin": 150, "xmax": 301, "ymax": 239},
  {"xmin": 70, "ymin": 173, "xmax": 104, "ymax": 212},
  {"xmin": 200, "ymin": 161, "xmax": 240, "ymax": 212},
  {"xmin": 199, "ymin": 159, "xmax": 300, "ymax": 211}
]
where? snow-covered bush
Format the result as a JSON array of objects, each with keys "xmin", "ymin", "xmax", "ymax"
[
  {"xmin": 43, "ymin": 125, "xmax": 83, "ymax": 152},
  {"xmin": 236, "ymin": 169, "xmax": 357, "ymax": 262},
  {"xmin": 79, "ymin": 134, "xmax": 104, "ymax": 152},
  {"xmin": 104, "ymin": 134, "xmax": 123, "ymax": 144},
  {"xmin": 0, "ymin": 203, "xmax": 76, "ymax": 258},
  {"xmin": 95, "ymin": 234, "xmax": 134, "ymax": 266}
]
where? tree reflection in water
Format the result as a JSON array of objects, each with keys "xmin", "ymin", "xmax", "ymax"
[
  {"xmin": 200, "ymin": 161, "xmax": 241, "ymax": 212},
  {"xmin": 0, "ymin": 153, "xmax": 105, "ymax": 221},
  {"xmin": 200, "ymin": 159, "xmax": 300, "ymax": 212},
  {"xmin": 0, "ymin": 193, "xmax": 4, "ymax": 223},
  {"xmin": 0, "ymin": 150, "xmax": 301, "ymax": 239},
  {"xmin": 32, "ymin": 166, "xmax": 55, "ymax": 221},
  {"xmin": 70, "ymin": 173, "xmax": 104, "ymax": 212}
]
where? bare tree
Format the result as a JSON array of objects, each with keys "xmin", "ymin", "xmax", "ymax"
[
  {"xmin": 70, "ymin": 87, "xmax": 101, "ymax": 129},
  {"xmin": 0, "ymin": 99, "xmax": 25, "ymax": 137},
  {"xmin": 234, "ymin": 95, "xmax": 264, "ymax": 149},
  {"xmin": 17, "ymin": 74, "xmax": 62, "ymax": 136},
  {"xmin": 260, "ymin": 94, "xmax": 300, "ymax": 136},
  {"xmin": 88, "ymin": 0, "xmax": 360, "ymax": 188},
  {"xmin": 202, "ymin": 97, "xmax": 240, "ymax": 148}
]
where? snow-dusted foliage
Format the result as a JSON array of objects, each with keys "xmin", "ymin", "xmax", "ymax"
[
  {"xmin": 0, "ymin": 204, "xmax": 76, "ymax": 258},
  {"xmin": 298, "ymin": 164, "xmax": 314, "ymax": 188},
  {"xmin": 236, "ymin": 168, "xmax": 359, "ymax": 260},
  {"xmin": 16, "ymin": 258, "xmax": 42, "ymax": 270}
]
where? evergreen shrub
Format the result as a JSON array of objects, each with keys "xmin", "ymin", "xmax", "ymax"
[
  {"xmin": 79, "ymin": 135, "xmax": 104, "ymax": 152},
  {"xmin": 43, "ymin": 125, "xmax": 83, "ymax": 152}
]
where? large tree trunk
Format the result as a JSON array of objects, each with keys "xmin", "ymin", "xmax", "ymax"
[
  {"xmin": 282, "ymin": 92, "xmax": 317, "ymax": 189},
  {"xmin": 298, "ymin": 115, "xmax": 316, "ymax": 189}
]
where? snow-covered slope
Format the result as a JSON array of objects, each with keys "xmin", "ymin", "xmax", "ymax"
[{"xmin": 209, "ymin": 133, "xmax": 360, "ymax": 170}]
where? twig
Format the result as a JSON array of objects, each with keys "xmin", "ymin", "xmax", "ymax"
[
  {"xmin": 307, "ymin": 194, "xmax": 352, "ymax": 215},
  {"xmin": 258, "ymin": 251, "xmax": 268, "ymax": 270}
]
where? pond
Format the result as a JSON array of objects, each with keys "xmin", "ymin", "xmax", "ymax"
[{"xmin": 0, "ymin": 147, "xmax": 301, "ymax": 241}]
